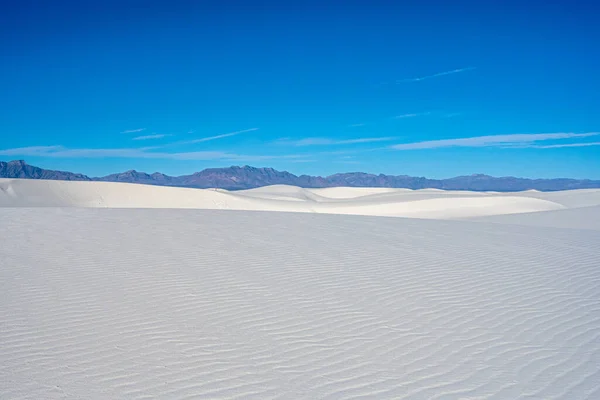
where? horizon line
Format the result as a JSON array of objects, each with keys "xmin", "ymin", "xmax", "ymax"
[{"xmin": 1, "ymin": 158, "xmax": 598, "ymax": 182}]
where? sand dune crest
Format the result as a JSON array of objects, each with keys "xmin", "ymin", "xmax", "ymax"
[{"xmin": 2, "ymin": 178, "xmax": 592, "ymax": 220}]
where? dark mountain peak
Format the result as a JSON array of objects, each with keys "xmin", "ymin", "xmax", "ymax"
[
  {"xmin": 7, "ymin": 159, "xmax": 28, "ymax": 166},
  {"xmin": 193, "ymin": 165, "xmax": 239, "ymax": 175},
  {"xmin": 98, "ymin": 169, "xmax": 165, "ymax": 183},
  {"xmin": 237, "ymin": 165, "xmax": 284, "ymax": 175},
  {"xmin": 329, "ymin": 171, "xmax": 376, "ymax": 178},
  {"xmin": 457, "ymin": 173, "xmax": 495, "ymax": 180},
  {"xmin": 1, "ymin": 160, "xmax": 90, "ymax": 181}
]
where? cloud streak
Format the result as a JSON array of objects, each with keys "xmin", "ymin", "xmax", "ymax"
[
  {"xmin": 0, "ymin": 128, "xmax": 263, "ymax": 161},
  {"xmin": 180, "ymin": 128, "xmax": 259, "ymax": 145},
  {"xmin": 530, "ymin": 141, "xmax": 600, "ymax": 149},
  {"xmin": 0, "ymin": 144, "xmax": 307, "ymax": 162},
  {"xmin": 397, "ymin": 67, "xmax": 476, "ymax": 83},
  {"xmin": 132, "ymin": 134, "xmax": 172, "ymax": 141},
  {"xmin": 0, "ymin": 145, "xmax": 64, "ymax": 156},
  {"xmin": 394, "ymin": 112, "xmax": 431, "ymax": 119},
  {"xmin": 391, "ymin": 132, "xmax": 600, "ymax": 150},
  {"xmin": 121, "ymin": 128, "xmax": 146, "ymax": 134},
  {"xmin": 279, "ymin": 137, "xmax": 396, "ymax": 146}
]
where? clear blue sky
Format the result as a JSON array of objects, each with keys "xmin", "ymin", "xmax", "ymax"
[{"xmin": 1, "ymin": 0, "xmax": 598, "ymax": 179}]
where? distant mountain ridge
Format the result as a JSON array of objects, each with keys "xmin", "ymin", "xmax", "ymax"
[
  {"xmin": 2, "ymin": 159, "xmax": 600, "ymax": 191},
  {"xmin": 0, "ymin": 160, "xmax": 91, "ymax": 181}
]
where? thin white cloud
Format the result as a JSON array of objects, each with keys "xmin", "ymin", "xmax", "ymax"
[
  {"xmin": 531, "ymin": 141, "xmax": 600, "ymax": 149},
  {"xmin": 338, "ymin": 137, "xmax": 396, "ymax": 144},
  {"xmin": 349, "ymin": 123, "xmax": 366, "ymax": 127},
  {"xmin": 397, "ymin": 67, "xmax": 476, "ymax": 83},
  {"xmin": 391, "ymin": 132, "xmax": 600, "ymax": 150},
  {"xmin": 280, "ymin": 137, "xmax": 396, "ymax": 146},
  {"xmin": 394, "ymin": 112, "xmax": 431, "ymax": 119},
  {"xmin": 1, "ymin": 146, "xmax": 153, "ymax": 159},
  {"xmin": 181, "ymin": 128, "xmax": 259, "ymax": 144},
  {"xmin": 0, "ymin": 145, "xmax": 64, "ymax": 156},
  {"xmin": 0, "ymin": 144, "xmax": 308, "ymax": 162},
  {"xmin": 132, "ymin": 134, "xmax": 172, "ymax": 141},
  {"xmin": 121, "ymin": 128, "xmax": 146, "ymax": 134}
]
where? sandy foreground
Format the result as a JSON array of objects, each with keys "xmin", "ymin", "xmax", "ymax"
[{"xmin": 1, "ymin": 179, "xmax": 599, "ymax": 399}]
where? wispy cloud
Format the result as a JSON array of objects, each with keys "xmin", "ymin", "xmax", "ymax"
[
  {"xmin": 393, "ymin": 112, "xmax": 431, "ymax": 119},
  {"xmin": 0, "ymin": 144, "xmax": 307, "ymax": 162},
  {"xmin": 530, "ymin": 141, "xmax": 600, "ymax": 149},
  {"xmin": 0, "ymin": 145, "xmax": 64, "ymax": 156},
  {"xmin": 397, "ymin": 67, "xmax": 476, "ymax": 83},
  {"xmin": 391, "ymin": 132, "xmax": 600, "ymax": 150},
  {"xmin": 132, "ymin": 134, "xmax": 172, "ymax": 141},
  {"xmin": 0, "ymin": 146, "xmax": 156, "ymax": 159},
  {"xmin": 278, "ymin": 137, "xmax": 396, "ymax": 146},
  {"xmin": 178, "ymin": 128, "xmax": 259, "ymax": 145},
  {"xmin": 121, "ymin": 128, "xmax": 146, "ymax": 134},
  {"xmin": 352, "ymin": 111, "xmax": 455, "ymax": 126}
]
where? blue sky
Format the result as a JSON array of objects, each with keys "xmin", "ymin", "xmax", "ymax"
[{"xmin": 1, "ymin": 0, "xmax": 598, "ymax": 179}]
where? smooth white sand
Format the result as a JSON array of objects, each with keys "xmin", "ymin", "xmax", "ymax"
[
  {"xmin": 4, "ymin": 178, "xmax": 597, "ymax": 219},
  {"xmin": 1, "ymin": 179, "xmax": 599, "ymax": 399},
  {"xmin": 468, "ymin": 205, "xmax": 600, "ymax": 231}
]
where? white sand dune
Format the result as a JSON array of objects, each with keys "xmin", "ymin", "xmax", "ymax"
[
  {"xmin": 512, "ymin": 189, "xmax": 600, "ymax": 208},
  {"xmin": 309, "ymin": 186, "xmax": 403, "ymax": 199},
  {"xmin": 1, "ymin": 179, "xmax": 599, "ymax": 399},
  {"xmin": 2, "ymin": 178, "xmax": 593, "ymax": 219}
]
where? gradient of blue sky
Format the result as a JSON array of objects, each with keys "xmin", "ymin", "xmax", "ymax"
[{"xmin": 1, "ymin": 0, "xmax": 598, "ymax": 178}]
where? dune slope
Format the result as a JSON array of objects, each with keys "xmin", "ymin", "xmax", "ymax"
[
  {"xmin": 468, "ymin": 204, "xmax": 600, "ymax": 231},
  {"xmin": 1, "ymin": 178, "xmax": 587, "ymax": 219}
]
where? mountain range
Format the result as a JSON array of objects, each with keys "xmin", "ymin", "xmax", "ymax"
[{"xmin": 2, "ymin": 159, "xmax": 599, "ymax": 191}]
